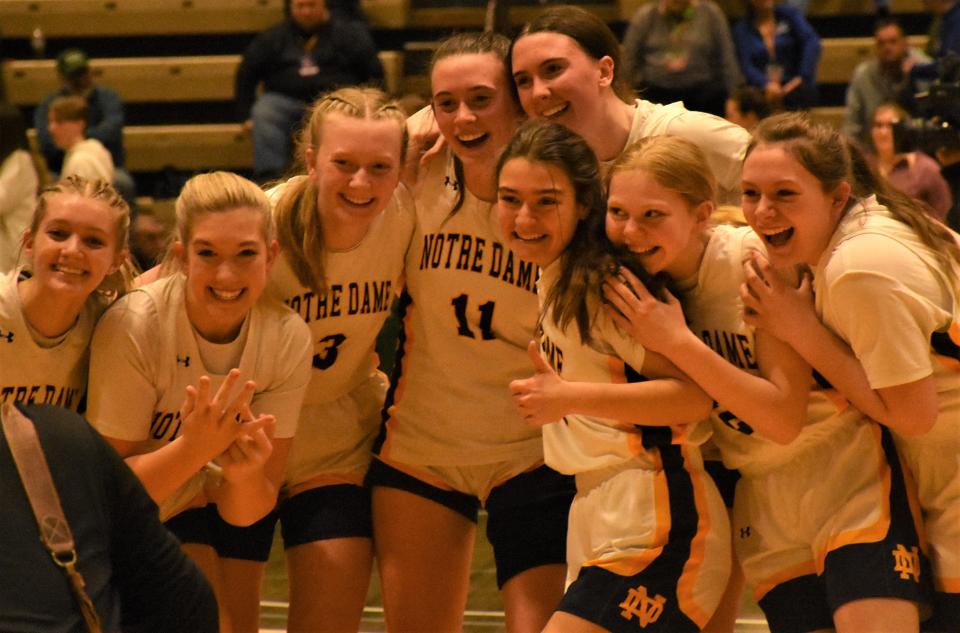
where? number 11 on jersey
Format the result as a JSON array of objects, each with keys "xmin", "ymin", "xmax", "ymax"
[{"xmin": 451, "ymin": 294, "xmax": 496, "ymax": 340}]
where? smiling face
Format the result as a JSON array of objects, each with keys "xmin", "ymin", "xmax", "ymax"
[
  {"xmin": 431, "ymin": 52, "xmax": 520, "ymax": 164},
  {"xmin": 23, "ymin": 193, "xmax": 126, "ymax": 300},
  {"xmin": 741, "ymin": 144, "xmax": 850, "ymax": 267},
  {"xmin": 510, "ymin": 32, "xmax": 612, "ymax": 141},
  {"xmin": 178, "ymin": 207, "xmax": 278, "ymax": 343},
  {"xmin": 497, "ymin": 157, "xmax": 583, "ymax": 267},
  {"xmin": 605, "ymin": 170, "xmax": 711, "ymax": 279},
  {"xmin": 307, "ymin": 113, "xmax": 403, "ymax": 231}
]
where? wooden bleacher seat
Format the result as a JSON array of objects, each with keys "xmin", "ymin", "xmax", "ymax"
[
  {"xmin": 817, "ymin": 35, "xmax": 927, "ymax": 85},
  {"xmin": 3, "ymin": 51, "xmax": 404, "ymax": 106},
  {"xmin": 619, "ymin": 0, "xmax": 924, "ymax": 19},
  {"xmin": 0, "ymin": 0, "xmax": 412, "ymax": 35},
  {"xmin": 28, "ymin": 123, "xmax": 252, "ymax": 172},
  {"xmin": 0, "ymin": 0, "xmax": 283, "ymax": 38}
]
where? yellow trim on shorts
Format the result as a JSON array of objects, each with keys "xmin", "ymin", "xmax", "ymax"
[
  {"xmin": 581, "ymin": 467, "xmax": 671, "ymax": 577},
  {"xmin": 753, "ymin": 560, "xmax": 818, "ymax": 602},
  {"xmin": 676, "ymin": 444, "xmax": 714, "ymax": 629},
  {"xmin": 817, "ymin": 424, "xmax": 890, "ymax": 574}
]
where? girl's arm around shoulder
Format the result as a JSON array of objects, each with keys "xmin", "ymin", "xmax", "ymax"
[{"xmin": 509, "ymin": 338, "xmax": 713, "ymax": 429}]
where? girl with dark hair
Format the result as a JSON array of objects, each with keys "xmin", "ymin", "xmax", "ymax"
[
  {"xmin": 497, "ymin": 119, "xmax": 730, "ymax": 633},
  {"xmin": 0, "ymin": 103, "xmax": 40, "ymax": 272},
  {"xmin": 508, "ymin": 4, "xmax": 750, "ymax": 204},
  {"xmin": 738, "ymin": 111, "xmax": 957, "ymax": 631},
  {"xmin": 366, "ymin": 32, "xmax": 576, "ymax": 633}
]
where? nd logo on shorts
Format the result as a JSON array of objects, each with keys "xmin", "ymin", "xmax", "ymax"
[
  {"xmin": 891, "ymin": 544, "xmax": 921, "ymax": 582},
  {"xmin": 619, "ymin": 584, "xmax": 667, "ymax": 627}
]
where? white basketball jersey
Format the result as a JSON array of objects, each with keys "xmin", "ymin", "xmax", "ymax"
[
  {"xmin": 380, "ymin": 148, "xmax": 545, "ymax": 466},
  {"xmin": 0, "ymin": 269, "xmax": 102, "ymax": 411},
  {"xmin": 537, "ymin": 261, "xmax": 711, "ymax": 475}
]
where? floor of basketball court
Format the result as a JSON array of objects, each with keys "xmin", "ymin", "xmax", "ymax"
[{"xmin": 258, "ymin": 512, "xmax": 771, "ymax": 632}]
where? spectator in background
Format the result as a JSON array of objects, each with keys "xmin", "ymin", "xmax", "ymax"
[
  {"xmin": 868, "ymin": 102, "xmax": 953, "ymax": 222},
  {"xmin": 731, "ymin": 0, "xmax": 820, "ymax": 111},
  {"xmin": 622, "ymin": 0, "xmax": 742, "ymax": 117},
  {"xmin": 235, "ymin": 0, "xmax": 384, "ymax": 182},
  {"xmin": 725, "ymin": 84, "xmax": 771, "ymax": 131},
  {"xmin": 844, "ymin": 18, "xmax": 929, "ymax": 146},
  {"xmin": 48, "ymin": 96, "xmax": 115, "ymax": 186},
  {"xmin": 0, "ymin": 103, "xmax": 39, "ymax": 273},
  {"xmin": 129, "ymin": 207, "xmax": 172, "ymax": 272},
  {"xmin": 33, "ymin": 49, "xmax": 135, "ymax": 202}
]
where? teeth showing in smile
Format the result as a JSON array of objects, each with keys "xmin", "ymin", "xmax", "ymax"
[
  {"xmin": 541, "ymin": 103, "xmax": 567, "ymax": 118},
  {"xmin": 762, "ymin": 227, "xmax": 794, "ymax": 247},
  {"xmin": 54, "ymin": 264, "xmax": 84, "ymax": 275},
  {"xmin": 635, "ymin": 246, "xmax": 659, "ymax": 257},
  {"xmin": 457, "ymin": 132, "xmax": 488, "ymax": 147},
  {"xmin": 211, "ymin": 288, "xmax": 243, "ymax": 301},
  {"xmin": 514, "ymin": 232, "xmax": 546, "ymax": 243},
  {"xmin": 341, "ymin": 194, "xmax": 374, "ymax": 206}
]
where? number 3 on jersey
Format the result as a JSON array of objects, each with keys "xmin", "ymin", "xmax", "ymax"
[
  {"xmin": 451, "ymin": 294, "xmax": 495, "ymax": 340},
  {"xmin": 313, "ymin": 333, "xmax": 347, "ymax": 370}
]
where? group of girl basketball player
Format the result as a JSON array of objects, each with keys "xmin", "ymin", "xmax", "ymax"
[{"xmin": 1, "ymin": 5, "xmax": 956, "ymax": 633}]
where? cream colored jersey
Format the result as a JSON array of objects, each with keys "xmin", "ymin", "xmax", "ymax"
[
  {"xmin": 268, "ymin": 177, "xmax": 414, "ymax": 404},
  {"xmin": 684, "ymin": 225, "xmax": 862, "ymax": 475},
  {"xmin": 620, "ymin": 99, "xmax": 750, "ymax": 205},
  {"xmin": 267, "ymin": 177, "xmax": 415, "ymax": 486},
  {"xmin": 380, "ymin": 147, "xmax": 544, "ymax": 467},
  {"xmin": 537, "ymin": 261, "xmax": 710, "ymax": 475},
  {"xmin": 0, "ymin": 269, "xmax": 102, "ymax": 411},
  {"xmin": 813, "ymin": 196, "xmax": 960, "ymax": 590},
  {"xmin": 87, "ymin": 273, "xmax": 312, "ymax": 519}
]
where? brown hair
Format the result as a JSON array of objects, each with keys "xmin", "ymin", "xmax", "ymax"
[
  {"xmin": 273, "ymin": 87, "xmax": 407, "ymax": 292},
  {"xmin": 497, "ymin": 119, "xmax": 666, "ymax": 343},
  {"xmin": 749, "ymin": 112, "xmax": 960, "ymax": 280},
  {"xmin": 48, "ymin": 95, "xmax": 88, "ymax": 123},
  {"xmin": 510, "ymin": 5, "xmax": 635, "ymax": 104}
]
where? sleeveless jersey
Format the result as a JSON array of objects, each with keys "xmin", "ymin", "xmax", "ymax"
[
  {"xmin": 0, "ymin": 269, "xmax": 103, "ymax": 411},
  {"xmin": 380, "ymin": 147, "xmax": 544, "ymax": 466},
  {"xmin": 537, "ymin": 261, "xmax": 711, "ymax": 475},
  {"xmin": 87, "ymin": 273, "xmax": 312, "ymax": 518}
]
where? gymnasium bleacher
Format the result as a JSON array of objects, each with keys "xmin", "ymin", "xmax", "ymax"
[{"xmin": 0, "ymin": 0, "xmax": 936, "ymax": 202}]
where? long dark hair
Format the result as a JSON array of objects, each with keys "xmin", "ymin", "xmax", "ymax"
[{"xmin": 496, "ymin": 119, "xmax": 666, "ymax": 343}]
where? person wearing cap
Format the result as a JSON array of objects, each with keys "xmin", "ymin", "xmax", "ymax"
[{"xmin": 33, "ymin": 48, "xmax": 136, "ymax": 202}]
